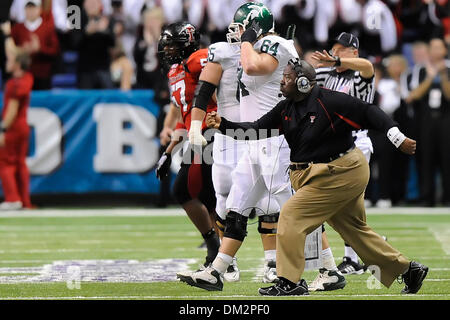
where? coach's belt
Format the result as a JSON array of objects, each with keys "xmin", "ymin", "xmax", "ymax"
[{"xmin": 289, "ymin": 146, "xmax": 355, "ymax": 171}]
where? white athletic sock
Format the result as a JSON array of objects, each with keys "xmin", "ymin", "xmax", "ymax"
[
  {"xmin": 212, "ymin": 252, "xmax": 233, "ymax": 274},
  {"xmin": 264, "ymin": 250, "xmax": 276, "ymax": 262},
  {"xmin": 322, "ymin": 247, "xmax": 337, "ymax": 271},
  {"xmin": 344, "ymin": 245, "xmax": 359, "ymax": 263}
]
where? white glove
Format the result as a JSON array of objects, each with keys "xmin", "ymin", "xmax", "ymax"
[{"xmin": 189, "ymin": 120, "xmax": 207, "ymax": 146}]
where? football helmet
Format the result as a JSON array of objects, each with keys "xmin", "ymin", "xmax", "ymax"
[
  {"xmin": 158, "ymin": 22, "xmax": 200, "ymax": 67},
  {"xmin": 227, "ymin": 2, "xmax": 274, "ymax": 44}
]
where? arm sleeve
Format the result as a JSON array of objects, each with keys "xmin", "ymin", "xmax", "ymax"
[
  {"xmin": 331, "ymin": 91, "xmax": 398, "ymax": 134},
  {"xmin": 218, "ymin": 100, "xmax": 285, "ymax": 139}
]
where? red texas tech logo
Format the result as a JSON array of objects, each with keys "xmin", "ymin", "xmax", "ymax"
[{"xmin": 183, "ymin": 25, "xmax": 195, "ymax": 42}]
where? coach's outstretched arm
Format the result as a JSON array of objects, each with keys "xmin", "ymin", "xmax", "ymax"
[{"xmin": 206, "ymin": 99, "xmax": 284, "ymax": 139}]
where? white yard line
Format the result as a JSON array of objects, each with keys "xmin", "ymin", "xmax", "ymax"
[
  {"xmin": 0, "ymin": 207, "xmax": 448, "ymax": 218},
  {"xmin": 429, "ymin": 226, "xmax": 450, "ymax": 255}
]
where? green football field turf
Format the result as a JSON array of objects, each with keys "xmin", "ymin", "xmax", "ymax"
[{"xmin": 0, "ymin": 208, "xmax": 449, "ymax": 300}]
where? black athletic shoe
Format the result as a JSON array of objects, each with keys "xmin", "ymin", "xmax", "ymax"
[
  {"xmin": 259, "ymin": 278, "xmax": 309, "ymax": 296},
  {"xmin": 400, "ymin": 261, "xmax": 428, "ymax": 294},
  {"xmin": 337, "ymin": 256, "xmax": 367, "ymax": 275}
]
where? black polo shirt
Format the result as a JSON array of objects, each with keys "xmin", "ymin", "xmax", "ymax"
[{"xmin": 219, "ymin": 85, "xmax": 397, "ymax": 163}]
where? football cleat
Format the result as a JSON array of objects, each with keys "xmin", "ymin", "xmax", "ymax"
[
  {"xmin": 224, "ymin": 257, "xmax": 240, "ymax": 282},
  {"xmin": 337, "ymin": 256, "xmax": 367, "ymax": 275},
  {"xmin": 262, "ymin": 260, "xmax": 278, "ymax": 283},
  {"xmin": 308, "ymin": 268, "xmax": 347, "ymax": 291},
  {"xmin": 259, "ymin": 278, "xmax": 309, "ymax": 296},
  {"xmin": 180, "ymin": 266, "xmax": 224, "ymax": 291},
  {"xmin": 400, "ymin": 261, "xmax": 428, "ymax": 294}
]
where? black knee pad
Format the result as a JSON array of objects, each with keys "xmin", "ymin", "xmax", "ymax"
[
  {"xmin": 258, "ymin": 213, "xmax": 279, "ymax": 234},
  {"xmin": 224, "ymin": 211, "xmax": 248, "ymax": 241},
  {"xmin": 322, "ymin": 224, "xmax": 325, "ymax": 233}
]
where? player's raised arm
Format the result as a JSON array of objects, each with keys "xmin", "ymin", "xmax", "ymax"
[{"xmin": 240, "ymin": 21, "xmax": 278, "ymax": 76}]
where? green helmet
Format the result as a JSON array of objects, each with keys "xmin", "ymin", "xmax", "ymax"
[{"xmin": 226, "ymin": 2, "xmax": 274, "ymax": 43}]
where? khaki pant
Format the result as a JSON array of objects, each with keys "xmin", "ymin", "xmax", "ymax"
[{"xmin": 276, "ymin": 148, "xmax": 410, "ymax": 287}]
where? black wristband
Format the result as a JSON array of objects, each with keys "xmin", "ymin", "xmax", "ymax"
[
  {"xmin": 334, "ymin": 56, "xmax": 341, "ymax": 67},
  {"xmin": 240, "ymin": 28, "xmax": 257, "ymax": 43},
  {"xmin": 193, "ymin": 80, "xmax": 217, "ymax": 111}
]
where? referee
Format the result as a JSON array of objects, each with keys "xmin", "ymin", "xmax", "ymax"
[
  {"xmin": 206, "ymin": 59, "xmax": 428, "ymax": 296},
  {"xmin": 310, "ymin": 32, "xmax": 375, "ymax": 283}
]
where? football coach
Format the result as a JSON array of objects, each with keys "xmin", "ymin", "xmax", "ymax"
[{"xmin": 205, "ymin": 58, "xmax": 428, "ymax": 296}]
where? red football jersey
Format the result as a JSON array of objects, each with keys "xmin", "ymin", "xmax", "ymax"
[
  {"xmin": 167, "ymin": 48, "xmax": 217, "ymax": 131},
  {"xmin": 2, "ymin": 72, "xmax": 34, "ymax": 133}
]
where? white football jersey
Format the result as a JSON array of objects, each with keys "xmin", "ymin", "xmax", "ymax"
[
  {"xmin": 207, "ymin": 41, "xmax": 241, "ymax": 122},
  {"xmin": 239, "ymin": 35, "xmax": 299, "ymax": 122}
]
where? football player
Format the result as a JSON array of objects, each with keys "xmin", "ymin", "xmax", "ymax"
[
  {"xmin": 155, "ymin": 22, "xmax": 220, "ymax": 270},
  {"xmin": 181, "ymin": 2, "xmax": 299, "ymax": 291}
]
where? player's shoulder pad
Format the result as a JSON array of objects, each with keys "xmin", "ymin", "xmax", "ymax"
[
  {"xmin": 186, "ymin": 48, "xmax": 209, "ymax": 73},
  {"xmin": 207, "ymin": 42, "xmax": 239, "ymax": 64},
  {"xmin": 257, "ymin": 35, "xmax": 298, "ymax": 61}
]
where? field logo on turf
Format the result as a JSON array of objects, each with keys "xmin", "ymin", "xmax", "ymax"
[
  {"xmin": 0, "ymin": 259, "xmax": 196, "ymax": 284},
  {"xmin": 366, "ymin": 265, "xmax": 381, "ymax": 290}
]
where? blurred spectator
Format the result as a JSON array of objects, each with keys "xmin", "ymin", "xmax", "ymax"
[
  {"xmin": 273, "ymin": 0, "xmax": 317, "ymax": 51},
  {"xmin": 206, "ymin": 0, "xmax": 242, "ymax": 32},
  {"xmin": 369, "ymin": 55, "xmax": 410, "ymax": 207},
  {"xmin": 405, "ymin": 37, "xmax": 450, "ymax": 206},
  {"xmin": 327, "ymin": 0, "xmax": 362, "ymax": 46},
  {"xmin": 411, "ymin": 41, "xmax": 430, "ymax": 66},
  {"xmin": 314, "ymin": 0, "xmax": 337, "ymax": 48},
  {"xmin": 133, "ymin": 7, "xmax": 165, "ymax": 90},
  {"xmin": 73, "ymin": 0, "xmax": 115, "ymax": 89},
  {"xmin": 0, "ymin": 1, "xmax": 14, "ymax": 86},
  {"xmin": 11, "ymin": 0, "xmax": 59, "ymax": 90},
  {"xmin": 399, "ymin": 41, "xmax": 429, "ymax": 203},
  {"xmin": 0, "ymin": 45, "xmax": 33, "ymax": 210},
  {"xmin": 357, "ymin": 0, "xmax": 398, "ymax": 58},
  {"xmin": 110, "ymin": 43, "xmax": 134, "ymax": 90},
  {"xmin": 109, "ymin": 0, "xmax": 147, "ymax": 65},
  {"xmin": 160, "ymin": 0, "xmax": 207, "ymax": 27},
  {"xmin": 396, "ymin": 0, "xmax": 448, "ymax": 44}
]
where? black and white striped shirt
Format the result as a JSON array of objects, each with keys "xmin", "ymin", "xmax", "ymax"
[{"xmin": 315, "ymin": 67, "xmax": 375, "ymax": 104}]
